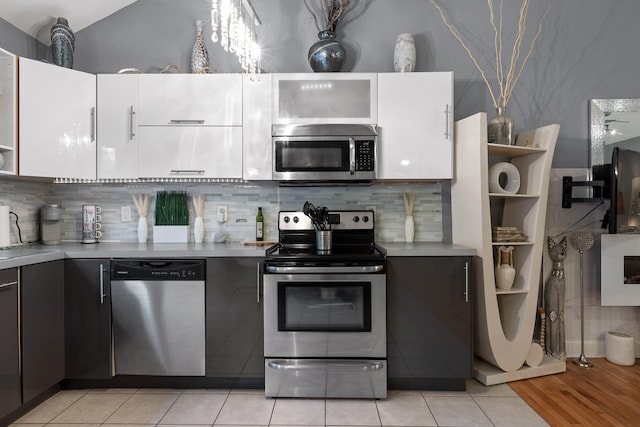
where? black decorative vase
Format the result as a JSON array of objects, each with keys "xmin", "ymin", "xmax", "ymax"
[
  {"xmin": 308, "ymin": 30, "xmax": 346, "ymax": 72},
  {"xmin": 51, "ymin": 17, "xmax": 75, "ymax": 68}
]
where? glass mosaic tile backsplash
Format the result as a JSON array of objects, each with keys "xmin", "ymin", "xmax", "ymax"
[{"xmin": 0, "ymin": 180, "xmax": 445, "ymax": 245}]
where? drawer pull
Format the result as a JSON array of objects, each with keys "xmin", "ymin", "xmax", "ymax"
[
  {"xmin": 170, "ymin": 119, "xmax": 205, "ymax": 124},
  {"xmin": 170, "ymin": 170, "xmax": 205, "ymax": 175}
]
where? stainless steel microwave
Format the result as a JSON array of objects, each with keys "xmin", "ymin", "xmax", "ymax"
[{"xmin": 272, "ymin": 124, "xmax": 377, "ymax": 183}]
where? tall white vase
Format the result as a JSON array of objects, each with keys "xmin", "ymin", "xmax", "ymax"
[
  {"xmin": 194, "ymin": 216, "xmax": 205, "ymax": 243},
  {"xmin": 404, "ymin": 215, "xmax": 415, "ymax": 242},
  {"xmin": 137, "ymin": 216, "xmax": 148, "ymax": 243},
  {"xmin": 394, "ymin": 33, "xmax": 416, "ymax": 72}
]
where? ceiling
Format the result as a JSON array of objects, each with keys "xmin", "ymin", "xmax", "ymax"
[{"xmin": 1, "ymin": 0, "xmax": 138, "ymax": 45}]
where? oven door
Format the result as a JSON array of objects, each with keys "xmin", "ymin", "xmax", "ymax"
[{"xmin": 263, "ymin": 272, "xmax": 386, "ymax": 358}]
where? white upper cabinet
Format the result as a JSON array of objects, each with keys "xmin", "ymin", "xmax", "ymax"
[
  {"xmin": 19, "ymin": 57, "xmax": 97, "ymax": 179},
  {"xmin": 137, "ymin": 74, "xmax": 242, "ymax": 125},
  {"xmin": 272, "ymin": 73, "xmax": 377, "ymax": 125},
  {"xmin": 377, "ymin": 72, "xmax": 453, "ymax": 180},
  {"xmin": 0, "ymin": 48, "xmax": 17, "ymax": 175},
  {"xmin": 97, "ymin": 74, "xmax": 138, "ymax": 179},
  {"xmin": 243, "ymin": 74, "xmax": 272, "ymax": 180},
  {"xmin": 138, "ymin": 126, "xmax": 242, "ymax": 178}
]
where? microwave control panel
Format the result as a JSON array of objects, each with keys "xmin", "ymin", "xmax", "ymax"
[{"xmin": 356, "ymin": 140, "xmax": 375, "ymax": 171}]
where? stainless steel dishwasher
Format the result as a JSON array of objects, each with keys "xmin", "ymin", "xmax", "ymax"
[{"xmin": 111, "ymin": 259, "xmax": 205, "ymax": 376}]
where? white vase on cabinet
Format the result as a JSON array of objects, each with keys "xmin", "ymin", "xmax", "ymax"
[{"xmin": 394, "ymin": 33, "xmax": 416, "ymax": 72}]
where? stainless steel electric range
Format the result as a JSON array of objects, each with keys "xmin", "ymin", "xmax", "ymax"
[{"xmin": 263, "ymin": 210, "xmax": 387, "ymax": 399}]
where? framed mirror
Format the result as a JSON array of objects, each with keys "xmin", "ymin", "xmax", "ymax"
[{"xmin": 590, "ymin": 99, "xmax": 640, "ymax": 167}]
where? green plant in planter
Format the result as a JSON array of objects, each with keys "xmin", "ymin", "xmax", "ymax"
[{"xmin": 155, "ymin": 191, "xmax": 189, "ymax": 226}]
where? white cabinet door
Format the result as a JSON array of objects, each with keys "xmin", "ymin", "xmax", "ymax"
[
  {"xmin": 138, "ymin": 74, "xmax": 242, "ymax": 126},
  {"xmin": 272, "ymin": 73, "xmax": 377, "ymax": 125},
  {"xmin": 138, "ymin": 126, "xmax": 242, "ymax": 178},
  {"xmin": 19, "ymin": 58, "xmax": 97, "ymax": 179},
  {"xmin": 377, "ymin": 72, "xmax": 453, "ymax": 180},
  {"xmin": 97, "ymin": 74, "xmax": 138, "ymax": 179},
  {"xmin": 243, "ymin": 74, "xmax": 272, "ymax": 180},
  {"xmin": 0, "ymin": 48, "xmax": 17, "ymax": 176}
]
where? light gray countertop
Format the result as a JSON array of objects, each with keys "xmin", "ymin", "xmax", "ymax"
[{"xmin": 0, "ymin": 241, "xmax": 475, "ymax": 269}]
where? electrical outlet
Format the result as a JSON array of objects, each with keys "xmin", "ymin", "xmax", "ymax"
[
  {"xmin": 217, "ymin": 206, "xmax": 228, "ymax": 222},
  {"xmin": 121, "ymin": 205, "xmax": 132, "ymax": 222}
]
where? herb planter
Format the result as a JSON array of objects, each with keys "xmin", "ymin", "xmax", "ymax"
[{"xmin": 152, "ymin": 225, "xmax": 189, "ymax": 243}]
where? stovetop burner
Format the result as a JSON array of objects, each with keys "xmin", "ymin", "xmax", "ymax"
[{"xmin": 265, "ymin": 210, "xmax": 386, "ymax": 266}]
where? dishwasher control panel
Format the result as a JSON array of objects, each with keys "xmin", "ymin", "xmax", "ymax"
[{"xmin": 111, "ymin": 259, "xmax": 205, "ymax": 280}]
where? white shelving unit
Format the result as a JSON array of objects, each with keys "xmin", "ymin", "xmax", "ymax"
[
  {"xmin": 0, "ymin": 47, "xmax": 17, "ymax": 175},
  {"xmin": 451, "ymin": 113, "xmax": 565, "ymax": 385}
]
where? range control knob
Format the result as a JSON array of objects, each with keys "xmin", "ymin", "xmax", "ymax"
[
  {"xmin": 293, "ymin": 216, "xmax": 299, "ymax": 223},
  {"xmin": 284, "ymin": 216, "xmax": 290, "ymax": 223},
  {"xmin": 353, "ymin": 216, "xmax": 360, "ymax": 223},
  {"xmin": 362, "ymin": 215, "xmax": 369, "ymax": 223}
]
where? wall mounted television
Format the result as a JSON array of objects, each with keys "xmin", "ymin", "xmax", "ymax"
[{"xmin": 609, "ymin": 147, "xmax": 640, "ymax": 233}]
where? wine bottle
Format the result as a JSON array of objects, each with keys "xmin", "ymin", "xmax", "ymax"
[{"xmin": 256, "ymin": 207, "xmax": 264, "ymax": 241}]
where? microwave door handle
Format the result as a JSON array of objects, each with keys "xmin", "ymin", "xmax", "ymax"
[{"xmin": 349, "ymin": 139, "xmax": 356, "ymax": 175}]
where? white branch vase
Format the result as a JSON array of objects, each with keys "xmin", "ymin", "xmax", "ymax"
[
  {"xmin": 137, "ymin": 216, "xmax": 148, "ymax": 243},
  {"xmin": 194, "ymin": 216, "xmax": 204, "ymax": 243},
  {"xmin": 404, "ymin": 215, "xmax": 415, "ymax": 242}
]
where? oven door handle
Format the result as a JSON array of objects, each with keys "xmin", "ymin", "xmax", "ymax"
[
  {"xmin": 265, "ymin": 265, "xmax": 384, "ymax": 274},
  {"xmin": 268, "ymin": 359, "xmax": 385, "ymax": 372}
]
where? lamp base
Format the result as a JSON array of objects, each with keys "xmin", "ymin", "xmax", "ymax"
[{"xmin": 573, "ymin": 353, "xmax": 593, "ymax": 368}]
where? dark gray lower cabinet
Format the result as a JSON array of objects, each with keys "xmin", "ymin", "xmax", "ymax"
[
  {"xmin": 64, "ymin": 259, "xmax": 112, "ymax": 379},
  {"xmin": 21, "ymin": 261, "xmax": 65, "ymax": 402},
  {"xmin": 387, "ymin": 256, "xmax": 472, "ymax": 390},
  {"xmin": 206, "ymin": 257, "xmax": 264, "ymax": 387},
  {"xmin": 0, "ymin": 268, "xmax": 20, "ymax": 420}
]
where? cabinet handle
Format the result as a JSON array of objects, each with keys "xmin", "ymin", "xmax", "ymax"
[
  {"xmin": 170, "ymin": 119, "xmax": 205, "ymax": 124},
  {"xmin": 444, "ymin": 104, "xmax": 452, "ymax": 140},
  {"xmin": 256, "ymin": 262, "xmax": 261, "ymax": 304},
  {"xmin": 464, "ymin": 261, "xmax": 469, "ymax": 303},
  {"xmin": 0, "ymin": 281, "xmax": 18, "ymax": 290},
  {"xmin": 91, "ymin": 107, "xmax": 96, "ymax": 142},
  {"xmin": 99, "ymin": 264, "xmax": 107, "ymax": 304},
  {"xmin": 129, "ymin": 106, "xmax": 136, "ymax": 140},
  {"xmin": 170, "ymin": 170, "xmax": 205, "ymax": 175}
]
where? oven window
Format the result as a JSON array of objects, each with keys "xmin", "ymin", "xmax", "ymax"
[
  {"xmin": 277, "ymin": 282, "xmax": 372, "ymax": 332},
  {"xmin": 275, "ymin": 141, "xmax": 349, "ymax": 172}
]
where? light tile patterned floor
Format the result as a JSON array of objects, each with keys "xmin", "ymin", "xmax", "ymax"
[{"xmin": 10, "ymin": 380, "xmax": 549, "ymax": 427}]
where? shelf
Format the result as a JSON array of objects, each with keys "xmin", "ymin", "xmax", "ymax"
[
  {"xmin": 489, "ymin": 193, "xmax": 540, "ymax": 198},
  {"xmin": 0, "ymin": 145, "xmax": 14, "ymax": 151},
  {"xmin": 496, "ymin": 288, "xmax": 529, "ymax": 295},
  {"xmin": 492, "ymin": 241, "xmax": 534, "ymax": 246},
  {"xmin": 488, "ymin": 143, "xmax": 546, "ymax": 157},
  {"xmin": 452, "ymin": 113, "xmax": 560, "ymax": 380}
]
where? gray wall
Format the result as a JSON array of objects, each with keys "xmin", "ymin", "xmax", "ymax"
[
  {"xmin": 0, "ymin": 17, "xmax": 47, "ymax": 59},
  {"xmin": 4, "ymin": 0, "xmax": 640, "ymax": 167}
]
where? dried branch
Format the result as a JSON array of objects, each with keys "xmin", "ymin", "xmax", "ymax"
[
  {"xmin": 431, "ymin": 0, "xmax": 549, "ymax": 108},
  {"xmin": 303, "ymin": 0, "xmax": 353, "ymax": 33}
]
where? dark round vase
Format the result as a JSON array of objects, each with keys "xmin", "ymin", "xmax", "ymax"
[
  {"xmin": 51, "ymin": 17, "xmax": 75, "ymax": 68},
  {"xmin": 308, "ymin": 30, "xmax": 346, "ymax": 72}
]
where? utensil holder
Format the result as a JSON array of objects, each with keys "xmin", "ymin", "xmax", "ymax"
[{"xmin": 316, "ymin": 230, "xmax": 333, "ymax": 253}]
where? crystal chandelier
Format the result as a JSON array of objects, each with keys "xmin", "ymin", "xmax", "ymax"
[{"xmin": 211, "ymin": 0, "xmax": 261, "ymax": 73}]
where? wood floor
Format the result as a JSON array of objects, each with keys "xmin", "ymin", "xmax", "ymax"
[{"xmin": 508, "ymin": 358, "xmax": 640, "ymax": 427}]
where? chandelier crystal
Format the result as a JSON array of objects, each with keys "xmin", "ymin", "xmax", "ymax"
[{"xmin": 211, "ymin": 0, "xmax": 261, "ymax": 73}]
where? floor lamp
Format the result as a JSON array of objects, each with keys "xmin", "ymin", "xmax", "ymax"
[{"xmin": 570, "ymin": 230, "xmax": 595, "ymax": 368}]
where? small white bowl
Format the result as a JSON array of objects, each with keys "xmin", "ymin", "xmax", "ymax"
[{"xmin": 489, "ymin": 162, "xmax": 520, "ymax": 194}]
